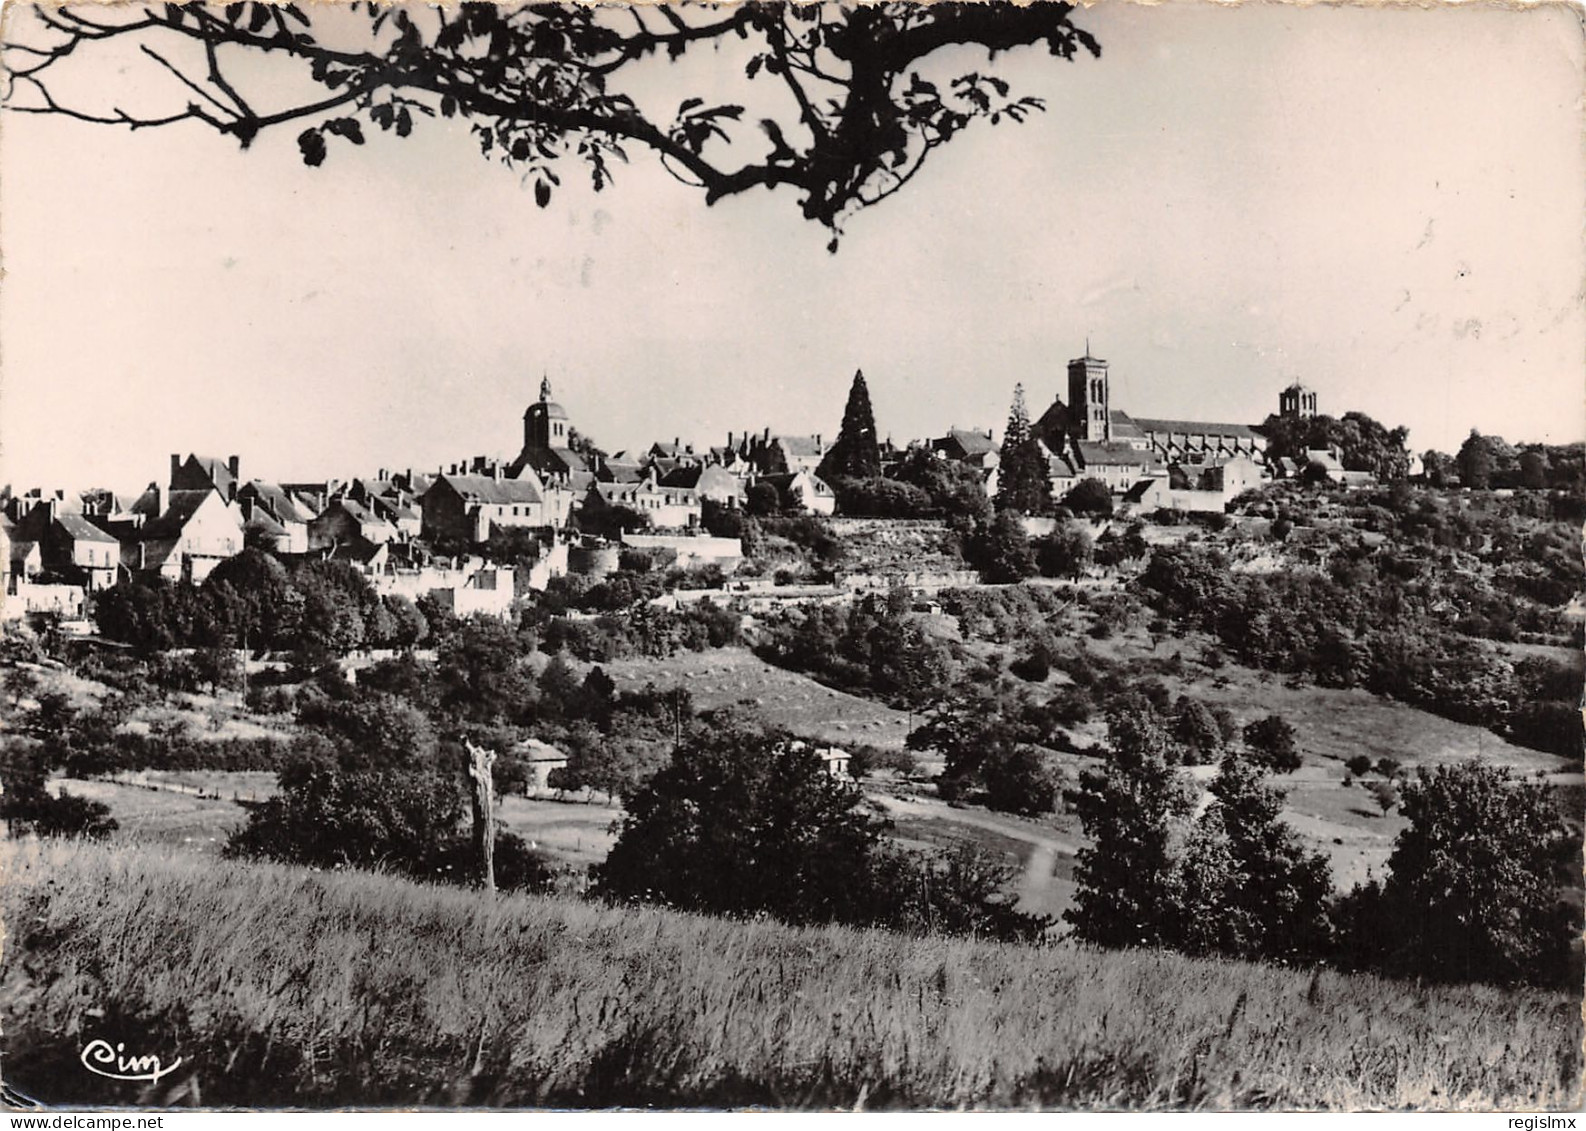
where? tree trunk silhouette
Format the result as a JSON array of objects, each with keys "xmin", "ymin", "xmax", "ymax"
[{"xmin": 466, "ymin": 741, "xmax": 497, "ymax": 895}]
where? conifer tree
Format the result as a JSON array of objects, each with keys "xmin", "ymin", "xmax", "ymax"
[
  {"xmin": 819, "ymin": 369, "xmax": 882, "ymax": 481},
  {"xmin": 1066, "ymin": 704, "xmax": 1196, "ymax": 948},
  {"xmin": 994, "ymin": 383, "xmax": 1051, "ymax": 514}
]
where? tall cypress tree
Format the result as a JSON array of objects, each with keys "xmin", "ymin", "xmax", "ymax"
[
  {"xmin": 994, "ymin": 383, "xmax": 1051, "ymax": 514},
  {"xmin": 819, "ymin": 369, "xmax": 882, "ymax": 481}
]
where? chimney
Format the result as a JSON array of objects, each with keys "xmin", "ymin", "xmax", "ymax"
[
  {"xmin": 764, "ymin": 426, "xmax": 771, "ymax": 442},
  {"xmin": 727, "ymin": 431, "xmax": 734, "ymax": 448},
  {"xmin": 227, "ymin": 455, "xmax": 240, "ymax": 482},
  {"xmin": 170, "ymin": 454, "xmax": 182, "ymax": 487},
  {"xmin": 227, "ymin": 482, "xmax": 237, "ymax": 503},
  {"xmin": 815, "ymin": 434, "xmax": 822, "ymax": 448}
]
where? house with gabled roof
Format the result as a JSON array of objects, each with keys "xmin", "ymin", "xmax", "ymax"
[
  {"xmin": 585, "ymin": 474, "xmax": 702, "ymax": 530},
  {"xmin": 124, "ymin": 485, "xmax": 244, "ymax": 583},
  {"xmin": 237, "ymin": 480, "xmax": 314, "ymax": 553},
  {"xmin": 309, "ymin": 497, "xmax": 400, "ymax": 551},
  {"xmin": 170, "ymin": 453, "xmax": 241, "ymax": 500},
  {"xmin": 42, "ymin": 513, "xmax": 120, "ymax": 590},
  {"xmin": 421, "ymin": 469, "xmax": 563, "ymax": 544}
]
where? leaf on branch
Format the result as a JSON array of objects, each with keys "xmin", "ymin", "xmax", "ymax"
[
  {"xmin": 534, "ymin": 179, "xmax": 552, "ymax": 208},
  {"xmin": 324, "ymin": 118, "xmax": 365, "ymax": 145},
  {"xmin": 396, "ymin": 108, "xmax": 413, "ymax": 138},
  {"xmin": 297, "ymin": 128, "xmax": 326, "ymax": 167},
  {"xmin": 441, "ymin": 95, "xmax": 457, "ymax": 119}
]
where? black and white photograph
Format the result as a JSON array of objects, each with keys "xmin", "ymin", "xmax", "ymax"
[{"xmin": 0, "ymin": 0, "xmax": 1582, "ymax": 1114}]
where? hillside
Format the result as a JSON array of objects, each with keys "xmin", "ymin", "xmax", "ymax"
[{"xmin": 3, "ymin": 839, "xmax": 1578, "ymax": 1110}]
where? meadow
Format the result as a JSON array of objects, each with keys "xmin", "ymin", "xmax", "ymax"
[{"xmin": 2, "ymin": 838, "xmax": 1579, "ymax": 1110}]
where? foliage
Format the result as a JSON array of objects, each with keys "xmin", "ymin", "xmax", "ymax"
[
  {"xmin": 1062, "ymin": 478, "xmax": 1113, "ymax": 517},
  {"xmin": 1034, "ymin": 519, "xmax": 1093, "ymax": 578},
  {"xmin": 8, "ymin": 4, "xmax": 1100, "ymax": 241},
  {"xmin": 964, "ymin": 511, "xmax": 1037, "ymax": 583},
  {"xmin": 595, "ymin": 713, "xmax": 1045, "ymax": 941},
  {"xmin": 994, "ymin": 384, "xmax": 1050, "ymax": 515},
  {"xmin": 829, "ymin": 475, "xmax": 935, "ymax": 519},
  {"xmin": 1340, "ymin": 762, "xmax": 1580, "ymax": 986},
  {"xmin": 1241, "ymin": 714, "xmax": 1301, "ymax": 773},
  {"xmin": 1184, "ymin": 755, "xmax": 1333, "ymax": 962},
  {"xmin": 1259, "ymin": 410, "xmax": 1411, "ymax": 480},
  {"xmin": 754, "ymin": 590, "xmax": 955, "ymax": 710},
  {"xmin": 888, "ymin": 448, "xmax": 995, "ymax": 522},
  {"xmin": 981, "ymin": 743, "xmax": 1063, "ymax": 816},
  {"xmin": 818, "ymin": 369, "xmax": 882, "ymax": 481},
  {"xmin": 1066, "ymin": 704, "xmax": 1196, "ymax": 948}
]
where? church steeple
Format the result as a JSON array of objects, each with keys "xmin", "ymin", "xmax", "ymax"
[{"xmin": 525, "ymin": 374, "xmax": 570, "ymax": 451}]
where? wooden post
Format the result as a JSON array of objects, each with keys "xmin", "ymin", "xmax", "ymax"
[{"xmin": 465, "ymin": 741, "xmax": 497, "ymax": 895}]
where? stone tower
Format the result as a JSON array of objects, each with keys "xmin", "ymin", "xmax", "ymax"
[
  {"xmin": 1279, "ymin": 382, "xmax": 1318, "ymax": 420},
  {"xmin": 524, "ymin": 375, "xmax": 570, "ymax": 451},
  {"xmin": 1067, "ymin": 346, "xmax": 1110, "ymax": 443}
]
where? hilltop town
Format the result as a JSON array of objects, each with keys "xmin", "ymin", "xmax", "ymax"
[{"xmin": 2, "ymin": 350, "xmax": 1435, "ymax": 620}]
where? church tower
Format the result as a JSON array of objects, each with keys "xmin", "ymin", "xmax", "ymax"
[
  {"xmin": 1279, "ymin": 381, "xmax": 1318, "ymax": 420},
  {"xmin": 524, "ymin": 375, "xmax": 570, "ymax": 451},
  {"xmin": 1067, "ymin": 345, "xmax": 1110, "ymax": 443}
]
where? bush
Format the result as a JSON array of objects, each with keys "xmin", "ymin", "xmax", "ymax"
[
  {"xmin": 1344, "ymin": 754, "xmax": 1374, "ymax": 778},
  {"xmin": 965, "ymin": 512, "xmax": 1036, "ymax": 584},
  {"xmin": 1062, "ymin": 478, "xmax": 1114, "ymax": 517},
  {"xmin": 983, "ymin": 745, "xmax": 1062, "ymax": 816},
  {"xmin": 1242, "ymin": 714, "xmax": 1301, "ymax": 773},
  {"xmin": 1339, "ymin": 762, "xmax": 1579, "ymax": 986},
  {"xmin": 595, "ymin": 715, "xmax": 1044, "ymax": 941}
]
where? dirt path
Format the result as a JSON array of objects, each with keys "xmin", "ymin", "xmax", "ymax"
[{"xmin": 869, "ymin": 793, "xmax": 1077, "ymax": 914}]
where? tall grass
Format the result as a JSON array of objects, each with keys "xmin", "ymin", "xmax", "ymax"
[{"xmin": 2, "ymin": 839, "xmax": 1578, "ymax": 1110}]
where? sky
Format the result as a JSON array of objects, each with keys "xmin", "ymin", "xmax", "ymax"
[{"xmin": 2, "ymin": 2, "xmax": 1583, "ymax": 495}]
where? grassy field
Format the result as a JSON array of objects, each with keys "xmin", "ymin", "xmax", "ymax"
[
  {"xmin": 601, "ymin": 647, "xmax": 916, "ymax": 748},
  {"xmin": 2, "ymin": 839, "xmax": 1577, "ymax": 1110}
]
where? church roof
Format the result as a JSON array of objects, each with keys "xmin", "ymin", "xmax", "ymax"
[
  {"xmin": 1130, "ymin": 417, "xmax": 1260, "ymax": 440},
  {"xmin": 1076, "ymin": 441, "xmax": 1165, "ymax": 469}
]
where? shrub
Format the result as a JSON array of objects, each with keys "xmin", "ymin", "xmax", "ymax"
[
  {"xmin": 595, "ymin": 715, "xmax": 1044, "ymax": 941},
  {"xmin": 983, "ymin": 745, "xmax": 1062, "ymax": 816},
  {"xmin": 1339, "ymin": 762, "xmax": 1580, "ymax": 986},
  {"xmin": 1242, "ymin": 714, "xmax": 1301, "ymax": 773}
]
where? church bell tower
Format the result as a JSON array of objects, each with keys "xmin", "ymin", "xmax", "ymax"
[{"xmin": 1067, "ymin": 344, "xmax": 1110, "ymax": 443}]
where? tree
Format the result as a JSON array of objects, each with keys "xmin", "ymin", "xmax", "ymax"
[
  {"xmin": 1421, "ymin": 449, "xmax": 1458, "ymax": 487},
  {"xmin": 1364, "ymin": 778, "xmax": 1399, "ymax": 815},
  {"xmin": 594, "ymin": 716, "xmax": 898, "ymax": 925},
  {"xmin": 1061, "ymin": 478, "xmax": 1113, "ymax": 517},
  {"xmin": 1242, "ymin": 714, "xmax": 1301, "ymax": 773},
  {"xmin": 1363, "ymin": 762, "xmax": 1578, "ymax": 985},
  {"xmin": 1066, "ymin": 704, "xmax": 1196, "ymax": 948},
  {"xmin": 819, "ymin": 369, "xmax": 882, "ymax": 482},
  {"xmin": 1187, "ymin": 753, "xmax": 1333, "ymax": 961},
  {"xmin": 994, "ymin": 384, "xmax": 1051, "ymax": 514},
  {"xmin": 6, "ymin": 3, "xmax": 1098, "ymax": 242},
  {"xmin": 982, "ymin": 743, "xmax": 1062, "ymax": 816},
  {"xmin": 1034, "ymin": 519, "xmax": 1092, "ymax": 579},
  {"xmin": 1172, "ymin": 696, "xmax": 1225, "ymax": 765},
  {"xmin": 1456, "ymin": 430, "xmax": 1497, "ymax": 490},
  {"xmin": 596, "ymin": 712, "xmax": 1045, "ymax": 940},
  {"xmin": 965, "ymin": 511, "xmax": 1036, "ymax": 584}
]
